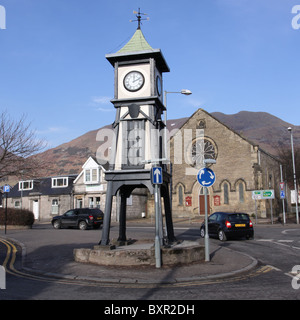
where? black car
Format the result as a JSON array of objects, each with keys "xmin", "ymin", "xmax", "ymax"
[
  {"xmin": 200, "ymin": 212, "xmax": 254, "ymax": 241},
  {"xmin": 51, "ymin": 208, "xmax": 104, "ymax": 230}
]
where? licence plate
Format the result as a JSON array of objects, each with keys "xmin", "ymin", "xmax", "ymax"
[
  {"xmin": 97, "ymin": 217, "xmax": 103, "ymax": 220},
  {"xmin": 235, "ymin": 224, "xmax": 246, "ymax": 227}
]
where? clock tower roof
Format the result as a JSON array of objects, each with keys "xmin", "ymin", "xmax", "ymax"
[
  {"xmin": 117, "ymin": 28, "xmax": 153, "ymax": 54},
  {"xmin": 106, "ymin": 28, "xmax": 170, "ymax": 73}
]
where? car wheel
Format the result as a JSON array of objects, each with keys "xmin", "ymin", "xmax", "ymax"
[
  {"xmin": 53, "ymin": 220, "xmax": 61, "ymax": 229},
  {"xmin": 200, "ymin": 226, "xmax": 205, "ymax": 238},
  {"xmin": 218, "ymin": 230, "xmax": 227, "ymax": 241},
  {"xmin": 78, "ymin": 221, "xmax": 88, "ymax": 230}
]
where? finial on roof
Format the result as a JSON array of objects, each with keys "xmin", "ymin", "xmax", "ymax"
[{"xmin": 130, "ymin": 8, "xmax": 149, "ymax": 29}]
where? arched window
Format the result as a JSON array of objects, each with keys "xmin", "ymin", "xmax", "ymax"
[
  {"xmin": 178, "ymin": 186, "xmax": 183, "ymax": 206},
  {"xmin": 224, "ymin": 183, "xmax": 229, "ymax": 204},
  {"xmin": 239, "ymin": 183, "xmax": 244, "ymax": 203}
]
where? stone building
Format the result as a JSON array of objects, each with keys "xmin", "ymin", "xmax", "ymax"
[{"xmin": 165, "ymin": 108, "xmax": 283, "ymax": 219}]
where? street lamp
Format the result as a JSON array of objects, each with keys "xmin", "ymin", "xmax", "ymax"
[
  {"xmin": 163, "ymin": 89, "xmax": 192, "ymax": 209},
  {"xmin": 288, "ymin": 127, "xmax": 299, "ymax": 224}
]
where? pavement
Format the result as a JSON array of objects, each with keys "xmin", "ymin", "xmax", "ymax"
[{"xmin": 2, "ymin": 217, "xmax": 259, "ymax": 285}]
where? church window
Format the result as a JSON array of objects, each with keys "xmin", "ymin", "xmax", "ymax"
[
  {"xmin": 224, "ymin": 183, "xmax": 229, "ymax": 204},
  {"xmin": 178, "ymin": 185, "xmax": 183, "ymax": 205},
  {"xmin": 239, "ymin": 183, "xmax": 244, "ymax": 203},
  {"xmin": 188, "ymin": 137, "xmax": 217, "ymax": 168}
]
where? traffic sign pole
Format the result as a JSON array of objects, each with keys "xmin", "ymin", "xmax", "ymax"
[
  {"xmin": 280, "ymin": 165, "xmax": 286, "ymax": 225},
  {"xmin": 154, "ymin": 183, "xmax": 161, "ymax": 268},
  {"xmin": 151, "ymin": 166, "xmax": 163, "ymax": 268},
  {"xmin": 204, "ymin": 186, "xmax": 210, "ymax": 262},
  {"xmin": 197, "ymin": 166, "xmax": 216, "ymax": 262}
]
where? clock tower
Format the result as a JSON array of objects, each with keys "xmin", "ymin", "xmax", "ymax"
[{"xmin": 100, "ymin": 13, "xmax": 175, "ymax": 246}]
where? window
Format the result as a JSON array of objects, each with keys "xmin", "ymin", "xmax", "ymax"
[
  {"xmin": 122, "ymin": 120, "xmax": 145, "ymax": 169},
  {"xmin": 95, "ymin": 197, "xmax": 100, "ymax": 208},
  {"xmin": 14, "ymin": 200, "xmax": 21, "ymax": 208},
  {"xmin": 52, "ymin": 178, "xmax": 68, "ymax": 188},
  {"xmin": 239, "ymin": 183, "xmax": 244, "ymax": 203},
  {"xmin": 224, "ymin": 183, "xmax": 229, "ymax": 204},
  {"xmin": 19, "ymin": 180, "xmax": 33, "ymax": 191},
  {"xmin": 178, "ymin": 186, "xmax": 183, "ymax": 206},
  {"xmin": 89, "ymin": 197, "xmax": 94, "ymax": 208},
  {"xmin": 84, "ymin": 168, "xmax": 100, "ymax": 184}
]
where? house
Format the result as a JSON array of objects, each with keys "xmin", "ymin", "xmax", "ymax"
[
  {"xmin": 7, "ymin": 175, "xmax": 77, "ymax": 221},
  {"xmin": 72, "ymin": 156, "xmax": 108, "ymax": 210},
  {"xmin": 73, "ymin": 156, "xmax": 147, "ymax": 220}
]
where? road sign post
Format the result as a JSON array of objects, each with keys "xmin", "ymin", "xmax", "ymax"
[
  {"xmin": 252, "ymin": 190, "xmax": 275, "ymax": 224},
  {"xmin": 3, "ymin": 185, "xmax": 10, "ymax": 235},
  {"xmin": 280, "ymin": 165, "xmax": 286, "ymax": 225},
  {"xmin": 197, "ymin": 167, "xmax": 216, "ymax": 262},
  {"xmin": 151, "ymin": 166, "xmax": 163, "ymax": 268}
]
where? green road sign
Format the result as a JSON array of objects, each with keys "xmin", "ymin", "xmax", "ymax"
[{"xmin": 252, "ymin": 190, "xmax": 275, "ymax": 200}]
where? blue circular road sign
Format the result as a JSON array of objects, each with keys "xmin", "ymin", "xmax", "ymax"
[{"xmin": 197, "ymin": 168, "xmax": 216, "ymax": 187}]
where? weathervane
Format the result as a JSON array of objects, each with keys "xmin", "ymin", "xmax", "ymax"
[{"xmin": 130, "ymin": 8, "xmax": 149, "ymax": 29}]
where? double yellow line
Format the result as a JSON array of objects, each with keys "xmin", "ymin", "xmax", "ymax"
[{"xmin": 0, "ymin": 238, "xmax": 18, "ymax": 274}]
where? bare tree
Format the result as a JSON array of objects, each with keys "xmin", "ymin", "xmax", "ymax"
[
  {"xmin": 275, "ymin": 144, "xmax": 300, "ymax": 187},
  {"xmin": 0, "ymin": 111, "xmax": 47, "ymax": 180}
]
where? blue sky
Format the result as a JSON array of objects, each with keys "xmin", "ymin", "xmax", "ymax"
[{"xmin": 1, "ymin": 0, "xmax": 300, "ymax": 148}]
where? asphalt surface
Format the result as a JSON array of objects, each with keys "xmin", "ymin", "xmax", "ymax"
[{"xmin": 0, "ymin": 218, "xmax": 259, "ymax": 285}]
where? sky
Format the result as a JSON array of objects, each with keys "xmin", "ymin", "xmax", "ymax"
[{"xmin": 1, "ymin": 0, "xmax": 300, "ymax": 149}]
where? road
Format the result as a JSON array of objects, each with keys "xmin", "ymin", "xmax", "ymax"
[{"xmin": 0, "ymin": 223, "xmax": 299, "ymax": 301}]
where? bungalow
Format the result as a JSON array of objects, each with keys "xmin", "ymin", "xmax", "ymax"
[{"xmin": 7, "ymin": 175, "xmax": 76, "ymax": 221}]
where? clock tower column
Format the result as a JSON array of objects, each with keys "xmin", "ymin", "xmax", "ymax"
[{"xmin": 99, "ymin": 22, "xmax": 175, "ymax": 246}]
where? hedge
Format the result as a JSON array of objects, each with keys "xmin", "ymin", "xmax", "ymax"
[{"xmin": 0, "ymin": 208, "xmax": 35, "ymax": 226}]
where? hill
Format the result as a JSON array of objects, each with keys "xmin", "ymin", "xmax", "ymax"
[{"xmin": 33, "ymin": 110, "xmax": 300, "ymax": 177}]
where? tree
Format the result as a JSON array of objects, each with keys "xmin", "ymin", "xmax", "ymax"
[
  {"xmin": 0, "ymin": 111, "xmax": 47, "ymax": 180},
  {"xmin": 275, "ymin": 144, "xmax": 300, "ymax": 187}
]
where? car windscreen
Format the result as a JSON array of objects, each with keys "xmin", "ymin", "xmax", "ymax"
[{"xmin": 227, "ymin": 214, "xmax": 249, "ymax": 222}]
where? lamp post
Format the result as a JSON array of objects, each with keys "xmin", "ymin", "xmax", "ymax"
[
  {"xmin": 288, "ymin": 127, "xmax": 299, "ymax": 224},
  {"xmin": 164, "ymin": 89, "xmax": 192, "ymax": 210}
]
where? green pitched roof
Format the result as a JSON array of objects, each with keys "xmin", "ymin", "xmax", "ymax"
[{"xmin": 118, "ymin": 28, "xmax": 153, "ymax": 53}]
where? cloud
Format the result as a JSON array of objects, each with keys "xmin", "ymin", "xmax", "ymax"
[
  {"xmin": 92, "ymin": 96, "xmax": 111, "ymax": 105},
  {"xmin": 36, "ymin": 126, "xmax": 67, "ymax": 135},
  {"xmin": 90, "ymin": 96, "xmax": 114, "ymax": 112}
]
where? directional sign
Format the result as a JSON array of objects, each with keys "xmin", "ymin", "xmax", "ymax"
[
  {"xmin": 3, "ymin": 185, "xmax": 10, "ymax": 193},
  {"xmin": 197, "ymin": 168, "xmax": 216, "ymax": 187},
  {"xmin": 262, "ymin": 190, "xmax": 275, "ymax": 199},
  {"xmin": 252, "ymin": 190, "xmax": 275, "ymax": 200},
  {"xmin": 252, "ymin": 191, "xmax": 262, "ymax": 200},
  {"xmin": 151, "ymin": 167, "xmax": 163, "ymax": 185}
]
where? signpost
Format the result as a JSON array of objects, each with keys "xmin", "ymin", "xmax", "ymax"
[
  {"xmin": 151, "ymin": 166, "xmax": 163, "ymax": 268},
  {"xmin": 197, "ymin": 165, "xmax": 216, "ymax": 262},
  {"xmin": 3, "ymin": 185, "xmax": 10, "ymax": 235},
  {"xmin": 252, "ymin": 190, "xmax": 275, "ymax": 224}
]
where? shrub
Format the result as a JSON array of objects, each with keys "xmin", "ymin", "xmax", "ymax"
[{"xmin": 0, "ymin": 208, "xmax": 35, "ymax": 226}]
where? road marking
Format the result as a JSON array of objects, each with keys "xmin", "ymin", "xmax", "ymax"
[
  {"xmin": 265, "ymin": 265, "xmax": 282, "ymax": 272},
  {"xmin": 278, "ymin": 240, "xmax": 294, "ymax": 243},
  {"xmin": 281, "ymin": 229, "xmax": 299, "ymax": 235}
]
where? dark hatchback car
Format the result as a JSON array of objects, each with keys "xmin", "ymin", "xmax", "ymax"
[
  {"xmin": 200, "ymin": 212, "xmax": 254, "ymax": 241},
  {"xmin": 51, "ymin": 208, "xmax": 104, "ymax": 230}
]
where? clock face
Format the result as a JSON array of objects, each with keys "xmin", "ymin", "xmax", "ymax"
[
  {"xmin": 156, "ymin": 75, "xmax": 162, "ymax": 96},
  {"xmin": 123, "ymin": 71, "xmax": 145, "ymax": 92}
]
